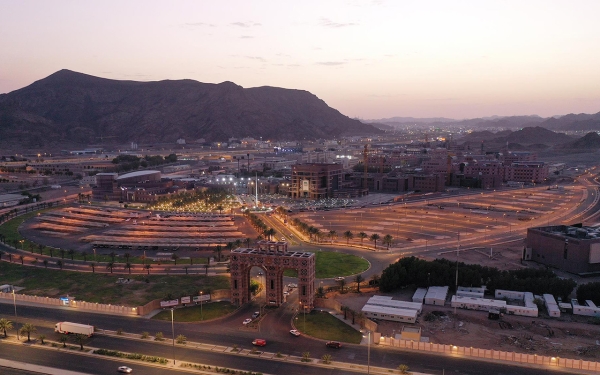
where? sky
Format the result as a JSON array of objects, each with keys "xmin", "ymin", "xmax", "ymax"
[{"xmin": 1, "ymin": 0, "xmax": 600, "ymax": 120}]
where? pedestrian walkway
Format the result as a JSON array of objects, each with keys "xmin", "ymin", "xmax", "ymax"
[{"xmin": 0, "ymin": 358, "xmax": 91, "ymax": 375}]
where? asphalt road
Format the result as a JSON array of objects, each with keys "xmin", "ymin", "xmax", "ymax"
[{"xmin": 0, "ymin": 303, "xmax": 575, "ymax": 375}]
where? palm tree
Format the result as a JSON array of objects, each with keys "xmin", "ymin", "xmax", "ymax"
[
  {"xmin": 8, "ymin": 253, "xmax": 12, "ymax": 263},
  {"xmin": 354, "ymin": 274, "xmax": 364, "ymax": 293},
  {"xmin": 48, "ymin": 248, "xmax": 54, "ymax": 257},
  {"xmin": 19, "ymin": 323, "xmax": 36, "ymax": 342},
  {"xmin": 56, "ymin": 260, "xmax": 63, "ymax": 269},
  {"xmin": 343, "ymin": 230, "xmax": 354, "ymax": 244},
  {"xmin": 216, "ymin": 205, "xmax": 224, "ymax": 214},
  {"xmin": 59, "ymin": 335, "xmax": 68, "ymax": 347},
  {"xmin": 109, "ymin": 252, "xmax": 116, "ymax": 262},
  {"xmin": 328, "ymin": 230, "xmax": 337, "ymax": 243},
  {"xmin": 80, "ymin": 251, "xmax": 88, "ymax": 262},
  {"xmin": 313, "ymin": 228, "xmax": 322, "ymax": 243},
  {"xmin": 74, "ymin": 333, "xmax": 87, "ymax": 350},
  {"xmin": 59, "ymin": 249, "xmax": 66, "ymax": 259},
  {"xmin": 90, "ymin": 262, "xmax": 96, "ymax": 273},
  {"xmin": 370, "ymin": 274, "xmax": 380, "ymax": 286},
  {"xmin": 337, "ymin": 278, "xmax": 347, "ymax": 292},
  {"xmin": 124, "ymin": 253, "xmax": 131, "ymax": 263},
  {"xmin": 43, "ymin": 259, "xmax": 48, "ymax": 268},
  {"xmin": 358, "ymin": 232, "xmax": 368, "ymax": 245},
  {"xmin": 171, "ymin": 253, "xmax": 179, "ymax": 265},
  {"xmin": 144, "ymin": 264, "xmax": 152, "ymax": 275},
  {"xmin": 0, "ymin": 318, "xmax": 13, "ymax": 337},
  {"xmin": 369, "ymin": 233, "xmax": 380, "ymax": 249},
  {"xmin": 245, "ymin": 237, "xmax": 252, "ymax": 247},
  {"xmin": 106, "ymin": 262, "xmax": 114, "ymax": 273},
  {"xmin": 38, "ymin": 334, "xmax": 46, "ymax": 345},
  {"xmin": 18, "ymin": 255, "xmax": 24, "ymax": 265},
  {"xmin": 213, "ymin": 245, "xmax": 222, "ymax": 262},
  {"xmin": 38, "ymin": 244, "xmax": 44, "ymax": 255},
  {"xmin": 67, "ymin": 249, "xmax": 75, "ymax": 260},
  {"xmin": 124, "ymin": 262, "xmax": 133, "ymax": 274},
  {"xmin": 383, "ymin": 234, "xmax": 393, "ymax": 249},
  {"xmin": 204, "ymin": 263, "xmax": 209, "ymax": 275}
]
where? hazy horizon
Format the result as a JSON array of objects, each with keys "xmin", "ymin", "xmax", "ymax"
[{"xmin": 1, "ymin": 0, "xmax": 599, "ymax": 120}]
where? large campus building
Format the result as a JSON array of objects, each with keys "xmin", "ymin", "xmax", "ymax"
[
  {"xmin": 526, "ymin": 225, "xmax": 600, "ymax": 275},
  {"xmin": 289, "ymin": 163, "xmax": 345, "ymax": 199},
  {"xmin": 92, "ymin": 170, "xmax": 180, "ymax": 202}
]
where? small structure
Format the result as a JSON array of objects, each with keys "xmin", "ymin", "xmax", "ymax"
[
  {"xmin": 365, "ymin": 295, "xmax": 423, "ymax": 314},
  {"xmin": 0, "ymin": 284, "xmax": 13, "ymax": 293},
  {"xmin": 424, "ymin": 286, "xmax": 448, "ymax": 306},
  {"xmin": 361, "ymin": 304, "xmax": 418, "ymax": 323},
  {"xmin": 456, "ymin": 286, "xmax": 485, "ymax": 299},
  {"xmin": 572, "ymin": 300, "xmax": 600, "ymax": 317},
  {"xmin": 451, "ymin": 296, "xmax": 506, "ymax": 312},
  {"xmin": 543, "ymin": 294, "xmax": 560, "ymax": 318},
  {"xmin": 400, "ymin": 326, "xmax": 422, "ymax": 341},
  {"xmin": 412, "ymin": 288, "xmax": 427, "ymax": 303}
]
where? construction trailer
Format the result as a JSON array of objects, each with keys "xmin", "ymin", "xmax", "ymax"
[
  {"xmin": 366, "ymin": 296, "xmax": 423, "ymax": 314},
  {"xmin": 543, "ymin": 294, "xmax": 561, "ymax": 318},
  {"xmin": 456, "ymin": 286, "xmax": 485, "ymax": 299},
  {"xmin": 572, "ymin": 300, "xmax": 600, "ymax": 317},
  {"xmin": 424, "ymin": 286, "xmax": 449, "ymax": 306},
  {"xmin": 361, "ymin": 304, "xmax": 418, "ymax": 324},
  {"xmin": 451, "ymin": 296, "xmax": 507, "ymax": 312},
  {"xmin": 412, "ymin": 288, "xmax": 427, "ymax": 303}
]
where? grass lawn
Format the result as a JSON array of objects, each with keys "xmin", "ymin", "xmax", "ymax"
[
  {"xmin": 284, "ymin": 251, "xmax": 369, "ymax": 278},
  {"xmin": 152, "ymin": 301, "xmax": 237, "ymax": 322},
  {"xmin": 296, "ymin": 310, "xmax": 362, "ymax": 344},
  {"xmin": 0, "ymin": 261, "xmax": 229, "ymax": 306}
]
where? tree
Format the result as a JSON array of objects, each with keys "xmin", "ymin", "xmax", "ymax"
[
  {"xmin": 398, "ymin": 364, "xmax": 410, "ymax": 374},
  {"xmin": 176, "ymin": 334, "xmax": 187, "ymax": 344},
  {"xmin": 38, "ymin": 334, "xmax": 46, "ymax": 344},
  {"xmin": 370, "ymin": 233, "xmax": 380, "ymax": 249},
  {"xmin": 18, "ymin": 255, "xmax": 24, "ymax": 265},
  {"xmin": 20, "ymin": 323, "xmax": 37, "ymax": 342},
  {"xmin": 355, "ymin": 274, "xmax": 364, "ymax": 293},
  {"xmin": 0, "ymin": 318, "xmax": 13, "ymax": 337},
  {"xmin": 338, "ymin": 278, "xmax": 347, "ymax": 293},
  {"xmin": 90, "ymin": 262, "xmax": 96, "ymax": 273},
  {"xmin": 321, "ymin": 354, "xmax": 332, "ymax": 364},
  {"xmin": 59, "ymin": 249, "xmax": 66, "ymax": 259},
  {"xmin": 124, "ymin": 253, "xmax": 131, "ymax": 263},
  {"xmin": 144, "ymin": 264, "xmax": 152, "ymax": 275},
  {"xmin": 67, "ymin": 249, "xmax": 75, "ymax": 260},
  {"xmin": 216, "ymin": 205, "xmax": 224, "ymax": 214},
  {"xmin": 109, "ymin": 252, "xmax": 116, "ymax": 262},
  {"xmin": 59, "ymin": 335, "xmax": 68, "ymax": 347},
  {"xmin": 80, "ymin": 251, "xmax": 88, "ymax": 262},
  {"xmin": 106, "ymin": 262, "xmax": 114, "ymax": 273},
  {"xmin": 56, "ymin": 260, "xmax": 63, "ymax": 269},
  {"xmin": 343, "ymin": 230, "xmax": 354, "ymax": 244},
  {"xmin": 74, "ymin": 333, "xmax": 87, "ymax": 350},
  {"xmin": 43, "ymin": 259, "xmax": 48, "ymax": 268},
  {"xmin": 171, "ymin": 253, "xmax": 179, "ymax": 265},
  {"xmin": 383, "ymin": 234, "xmax": 393, "ymax": 249},
  {"xmin": 213, "ymin": 245, "xmax": 222, "ymax": 262},
  {"xmin": 48, "ymin": 247, "xmax": 54, "ymax": 257},
  {"xmin": 204, "ymin": 263, "xmax": 209, "ymax": 275},
  {"xmin": 328, "ymin": 230, "xmax": 337, "ymax": 243},
  {"xmin": 245, "ymin": 237, "xmax": 252, "ymax": 247},
  {"xmin": 358, "ymin": 232, "xmax": 368, "ymax": 244},
  {"xmin": 124, "ymin": 262, "xmax": 133, "ymax": 274}
]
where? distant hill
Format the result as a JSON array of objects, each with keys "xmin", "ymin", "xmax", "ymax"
[
  {"xmin": 506, "ymin": 126, "xmax": 573, "ymax": 145},
  {"xmin": 541, "ymin": 112, "xmax": 600, "ymax": 131},
  {"xmin": 555, "ymin": 132, "xmax": 600, "ymax": 150},
  {"xmin": 0, "ymin": 69, "xmax": 381, "ymax": 148}
]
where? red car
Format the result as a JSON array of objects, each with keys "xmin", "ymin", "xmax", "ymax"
[
  {"xmin": 252, "ymin": 339, "xmax": 267, "ymax": 347},
  {"xmin": 326, "ymin": 341, "xmax": 342, "ymax": 349}
]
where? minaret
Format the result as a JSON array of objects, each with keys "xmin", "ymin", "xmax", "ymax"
[{"xmin": 255, "ymin": 172, "xmax": 259, "ymax": 207}]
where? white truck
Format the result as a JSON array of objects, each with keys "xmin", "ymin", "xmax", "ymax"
[{"xmin": 54, "ymin": 322, "xmax": 94, "ymax": 336}]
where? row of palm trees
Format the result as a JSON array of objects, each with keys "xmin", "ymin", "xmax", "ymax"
[
  {"xmin": 0, "ymin": 318, "xmax": 88, "ymax": 349},
  {"xmin": 244, "ymin": 210, "xmax": 277, "ymax": 241},
  {"xmin": 289, "ymin": 217, "xmax": 394, "ymax": 249}
]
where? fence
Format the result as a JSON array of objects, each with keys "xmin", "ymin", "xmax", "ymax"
[
  {"xmin": 0, "ymin": 292, "xmax": 138, "ymax": 316},
  {"xmin": 379, "ymin": 337, "xmax": 600, "ymax": 372}
]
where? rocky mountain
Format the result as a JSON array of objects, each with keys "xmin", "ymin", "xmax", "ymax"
[
  {"xmin": 541, "ymin": 112, "xmax": 600, "ymax": 131},
  {"xmin": 555, "ymin": 132, "xmax": 600, "ymax": 150},
  {"xmin": 505, "ymin": 126, "xmax": 573, "ymax": 145},
  {"xmin": 0, "ymin": 70, "xmax": 381, "ymax": 148}
]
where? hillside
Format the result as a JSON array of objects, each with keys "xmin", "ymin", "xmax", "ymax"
[{"xmin": 0, "ymin": 70, "xmax": 381, "ymax": 148}]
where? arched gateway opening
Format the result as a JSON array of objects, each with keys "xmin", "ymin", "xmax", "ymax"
[{"xmin": 230, "ymin": 241, "xmax": 315, "ymax": 309}]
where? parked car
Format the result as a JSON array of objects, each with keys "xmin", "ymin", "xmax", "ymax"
[
  {"xmin": 334, "ymin": 277, "xmax": 344, "ymax": 281},
  {"xmin": 326, "ymin": 341, "xmax": 342, "ymax": 349},
  {"xmin": 118, "ymin": 366, "xmax": 133, "ymax": 373},
  {"xmin": 252, "ymin": 311, "xmax": 260, "ymax": 319},
  {"xmin": 243, "ymin": 318, "xmax": 252, "ymax": 325},
  {"xmin": 252, "ymin": 338, "xmax": 267, "ymax": 346},
  {"xmin": 290, "ymin": 329, "xmax": 300, "ymax": 337}
]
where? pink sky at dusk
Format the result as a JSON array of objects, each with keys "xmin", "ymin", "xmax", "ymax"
[{"xmin": 1, "ymin": 0, "xmax": 599, "ymax": 120}]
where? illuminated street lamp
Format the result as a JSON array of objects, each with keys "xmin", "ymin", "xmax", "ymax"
[
  {"xmin": 13, "ymin": 289, "xmax": 19, "ymax": 340},
  {"xmin": 362, "ymin": 330, "xmax": 371, "ymax": 374},
  {"xmin": 171, "ymin": 308, "xmax": 176, "ymax": 365}
]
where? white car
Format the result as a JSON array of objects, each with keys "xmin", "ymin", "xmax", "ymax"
[
  {"xmin": 334, "ymin": 277, "xmax": 345, "ymax": 281},
  {"xmin": 243, "ymin": 318, "xmax": 252, "ymax": 325},
  {"xmin": 290, "ymin": 329, "xmax": 301, "ymax": 337},
  {"xmin": 118, "ymin": 366, "xmax": 133, "ymax": 373}
]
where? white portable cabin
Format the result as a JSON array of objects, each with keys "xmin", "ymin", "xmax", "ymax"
[
  {"xmin": 543, "ymin": 294, "xmax": 560, "ymax": 318},
  {"xmin": 457, "ymin": 286, "xmax": 485, "ymax": 299},
  {"xmin": 451, "ymin": 296, "xmax": 507, "ymax": 312},
  {"xmin": 424, "ymin": 286, "xmax": 449, "ymax": 306},
  {"xmin": 361, "ymin": 304, "xmax": 418, "ymax": 324},
  {"xmin": 365, "ymin": 296, "xmax": 423, "ymax": 314},
  {"xmin": 412, "ymin": 288, "xmax": 427, "ymax": 303},
  {"xmin": 572, "ymin": 300, "xmax": 600, "ymax": 317},
  {"xmin": 495, "ymin": 289, "xmax": 525, "ymax": 300}
]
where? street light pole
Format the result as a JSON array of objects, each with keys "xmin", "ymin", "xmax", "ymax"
[
  {"xmin": 12, "ymin": 289, "xmax": 19, "ymax": 340},
  {"xmin": 200, "ymin": 291, "xmax": 203, "ymax": 321},
  {"xmin": 171, "ymin": 308, "xmax": 176, "ymax": 365},
  {"xmin": 367, "ymin": 330, "xmax": 371, "ymax": 374}
]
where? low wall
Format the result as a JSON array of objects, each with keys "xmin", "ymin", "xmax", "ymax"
[
  {"xmin": 314, "ymin": 297, "xmax": 378, "ymax": 332},
  {"xmin": 0, "ymin": 292, "xmax": 138, "ymax": 316},
  {"xmin": 379, "ymin": 337, "xmax": 600, "ymax": 373}
]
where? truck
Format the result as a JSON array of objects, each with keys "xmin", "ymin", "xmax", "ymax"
[{"xmin": 54, "ymin": 322, "xmax": 94, "ymax": 337}]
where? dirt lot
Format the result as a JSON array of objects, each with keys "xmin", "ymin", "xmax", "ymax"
[{"xmin": 335, "ymin": 289, "xmax": 600, "ymax": 360}]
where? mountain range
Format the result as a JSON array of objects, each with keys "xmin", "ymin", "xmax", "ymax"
[{"xmin": 0, "ymin": 70, "xmax": 381, "ymax": 148}]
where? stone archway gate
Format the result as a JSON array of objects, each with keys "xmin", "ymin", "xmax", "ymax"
[{"xmin": 230, "ymin": 241, "xmax": 315, "ymax": 309}]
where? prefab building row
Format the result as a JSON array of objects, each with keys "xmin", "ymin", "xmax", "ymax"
[
  {"xmin": 361, "ymin": 304, "xmax": 418, "ymax": 324},
  {"xmin": 457, "ymin": 286, "xmax": 485, "ymax": 298},
  {"xmin": 365, "ymin": 296, "xmax": 423, "ymax": 314},
  {"xmin": 425, "ymin": 286, "xmax": 449, "ymax": 306},
  {"xmin": 572, "ymin": 300, "xmax": 600, "ymax": 317},
  {"xmin": 495, "ymin": 289, "xmax": 525, "ymax": 300},
  {"xmin": 451, "ymin": 296, "xmax": 506, "ymax": 312},
  {"xmin": 543, "ymin": 294, "xmax": 560, "ymax": 318},
  {"xmin": 412, "ymin": 288, "xmax": 427, "ymax": 304}
]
